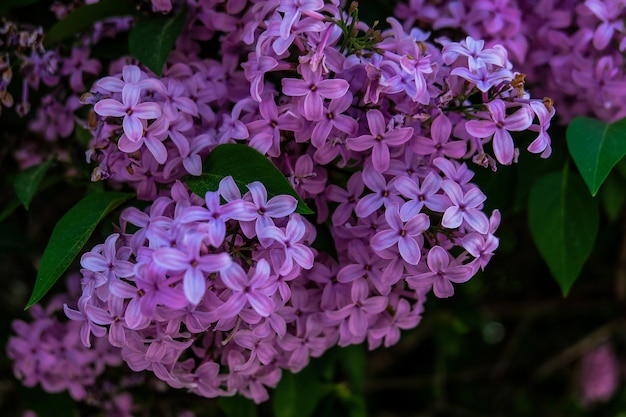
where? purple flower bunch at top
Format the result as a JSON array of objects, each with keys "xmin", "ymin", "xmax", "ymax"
[
  {"xmin": 85, "ymin": 0, "xmax": 555, "ymax": 202},
  {"xmin": 396, "ymin": 0, "xmax": 626, "ymax": 123}
]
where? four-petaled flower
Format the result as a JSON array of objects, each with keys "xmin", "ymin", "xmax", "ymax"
[
  {"xmin": 347, "ymin": 109, "xmax": 414, "ymax": 173},
  {"xmin": 465, "ymin": 99, "xmax": 533, "ymax": 165},
  {"xmin": 94, "ymin": 86, "xmax": 162, "ymax": 142},
  {"xmin": 282, "ymin": 64, "xmax": 349, "ymax": 121}
]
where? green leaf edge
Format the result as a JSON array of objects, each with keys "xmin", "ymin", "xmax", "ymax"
[
  {"xmin": 186, "ymin": 144, "xmax": 314, "ymax": 215},
  {"xmin": 25, "ymin": 191, "xmax": 134, "ymax": 309},
  {"xmin": 528, "ymin": 169, "xmax": 599, "ymax": 296},
  {"xmin": 128, "ymin": 5, "xmax": 187, "ymax": 76},
  {"xmin": 566, "ymin": 116, "xmax": 626, "ymax": 196},
  {"xmin": 272, "ymin": 368, "xmax": 323, "ymax": 417},
  {"xmin": 14, "ymin": 160, "xmax": 53, "ymax": 210}
]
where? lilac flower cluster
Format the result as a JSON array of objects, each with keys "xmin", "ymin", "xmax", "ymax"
[
  {"xmin": 396, "ymin": 0, "xmax": 626, "ymax": 123},
  {"xmin": 7, "ymin": 276, "xmax": 122, "ymax": 401},
  {"xmin": 0, "ymin": 19, "xmax": 49, "ymax": 117},
  {"xmin": 86, "ymin": 2, "xmax": 554, "ymax": 200},
  {"xmin": 65, "ymin": 179, "xmax": 322, "ymax": 402},
  {"xmin": 53, "ymin": 0, "xmax": 554, "ymax": 403}
]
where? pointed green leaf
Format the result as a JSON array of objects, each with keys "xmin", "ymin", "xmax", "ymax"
[
  {"xmin": 218, "ymin": 395, "xmax": 257, "ymax": 417},
  {"xmin": 528, "ymin": 169, "xmax": 599, "ymax": 296},
  {"xmin": 273, "ymin": 366, "xmax": 322, "ymax": 417},
  {"xmin": 44, "ymin": 0, "xmax": 139, "ymax": 47},
  {"xmin": 186, "ymin": 144, "xmax": 313, "ymax": 214},
  {"xmin": 566, "ymin": 116, "xmax": 626, "ymax": 196},
  {"xmin": 128, "ymin": 6, "xmax": 187, "ymax": 76},
  {"xmin": 600, "ymin": 172, "xmax": 626, "ymax": 222},
  {"xmin": 26, "ymin": 191, "xmax": 134, "ymax": 309},
  {"xmin": 14, "ymin": 160, "xmax": 52, "ymax": 210}
]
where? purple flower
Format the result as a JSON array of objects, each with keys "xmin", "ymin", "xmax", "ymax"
[
  {"xmin": 450, "ymin": 65, "xmax": 513, "ymax": 93},
  {"xmin": 326, "ymin": 279, "xmax": 388, "ymax": 345},
  {"xmin": 109, "ymin": 262, "xmax": 188, "ymax": 327},
  {"xmin": 260, "ymin": 214, "xmax": 315, "ymax": 275},
  {"xmin": 282, "ymin": 64, "xmax": 349, "ymax": 121},
  {"xmin": 440, "ymin": 180, "xmax": 490, "ymax": 234},
  {"xmin": 442, "ymin": 36, "xmax": 508, "ymax": 71},
  {"xmin": 579, "ymin": 342, "xmax": 620, "ymax": 405},
  {"xmin": 347, "ymin": 109, "xmax": 413, "ymax": 173},
  {"xmin": 80, "ymin": 233, "xmax": 134, "ymax": 281},
  {"xmin": 247, "ymin": 94, "xmax": 303, "ymax": 157},
  {"xmin": 218, "ymin": 259, "xmax": 278, "ymax": 318},
  {"xmin": 336, "ymin": 239, "xmax": 390, "ymax": 295},
  {"xmin": 83, "ymin": 296, "xmax": 128, "ymax": 348},
  {"xmin": 177, "ymin": 189, "xmax": 251, "ymax": 248},
  {"xmin": 118, "ymin": 116, "xmax": 169, "ymax": 164},
  {"xmin": 394, "ymin": 172, "xmax": 450, "ymax": 220},
  {"xmin": 407, "ymin": 246, "xmax": 474, "ymax": 298},
  {"xmin": 96, "ymin": 65, "xmax": 164, "ymax": 95},
  {"xmin": 370, "ymin": 203, "xmax": 429, "ymax": 265},
  {"xmin": 310, "ymin": 92, "xmax": 358, "ymax": 148},
  {"xmin": 242, "ymin": 53, "xmax": 280, "ymax": 102},
  {"xmin": 368, "ymin": 297, "xmax": 421, "ymax": 348},
  {"xmin": 410, "ymin": 114, "xmax": 467, "ymax": 159},
  {"xmin": 277, "ymin": 0, "xmax": 325, "ymax": 39},
  {"xmin": 160, "ymin": 78, "xmax": 198, "ymax": 121},
  {"xmin": 326, "ymin": 171, "xmax": 364, "ymax": 225},
  {"xmin": 94, "ymin": 86, "xmax": 162, "ymax": 142},
  {"xmin": 583, "ymin": 0, "xmax": 625, "ymax": 50},
  {"xmin": 152, "ymin": 236, "xmax": 232, "ymax": 305},
  {"xmin": 465, "ymin": 100, "xmax": 533, "ymax": 165},
  {"xmin": 239, "ymin": 181, "xmax": 298, "ymax": 238},
  {"xmin": 527, "ymin": 100, "xmax": 554, "ymax": 158},
  {"xmin": 61, "ymin": 47, "xmax": 101, "ymax": 92},
  {"xmin": 354, "ymin": 166, "xmax": 403, "ymax": 218}
]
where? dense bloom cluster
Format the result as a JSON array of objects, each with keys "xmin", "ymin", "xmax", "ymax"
[
  {"xmin": 61, "ymin": 0, "xmax": 550, "ymax": 402},
  {"xmin": 7, "ymin": 277, "xmax": 122, "ymax": 402},
  {"xmin": 7, "ymin": 0, "xmax": 558, "ymax": 407},
  {"xmin": 396, "ymin": 0, "xmax": 626, "ymax": 123}
]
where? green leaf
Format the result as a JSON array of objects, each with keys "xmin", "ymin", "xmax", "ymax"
[
  {"xmin": 26, "ymin": 191, "xmax": 134, "ymax": 309},
  {"xmin": 17, "ymin": 386, "xmax": 76, "ymax": 417},
  {"xmin": 337, "ymin": 344, "xmax": 366, "ymax": 393},
  {"xmin": 44, "ymin": 0, "xmax": 138, "ymax": 47},
  {"xmin": 340, "ymin": 395, "xmax": 368, "ymax": 417},
  {"xmin": 566, "ymin": 116, "xmax": 626, "ymax": 196},
  {"xmin": 218, "ymin": 395, "xmax": 257, "ymax": 417},
  {"xmin": 186, "ymin": 144, "xmax": 313, "ymax": 215},
  {"xmin": 273, "ymin": 367, "xmax": 322, "ymax": 417},
  {"xmin": 528, "ymin": 169, "xmax": 599, "ymax": 296},
  {"xmin": 311, "ymin": 222, "xmax": 338, "ymax": 260},
  {"xmin": 14, "ymin": 160, "xmax": 52, "ymax": 210},
  {"xmin": 75, "ymin": 124, "xmax": 93, "ymax": 148},
  {"xmin": 600, "ymin": 172, "xmax": 626, "ymax": 222},
  {"xmin": 128, "ymin": 5, "xmax": 187, "ymax": 76}
]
